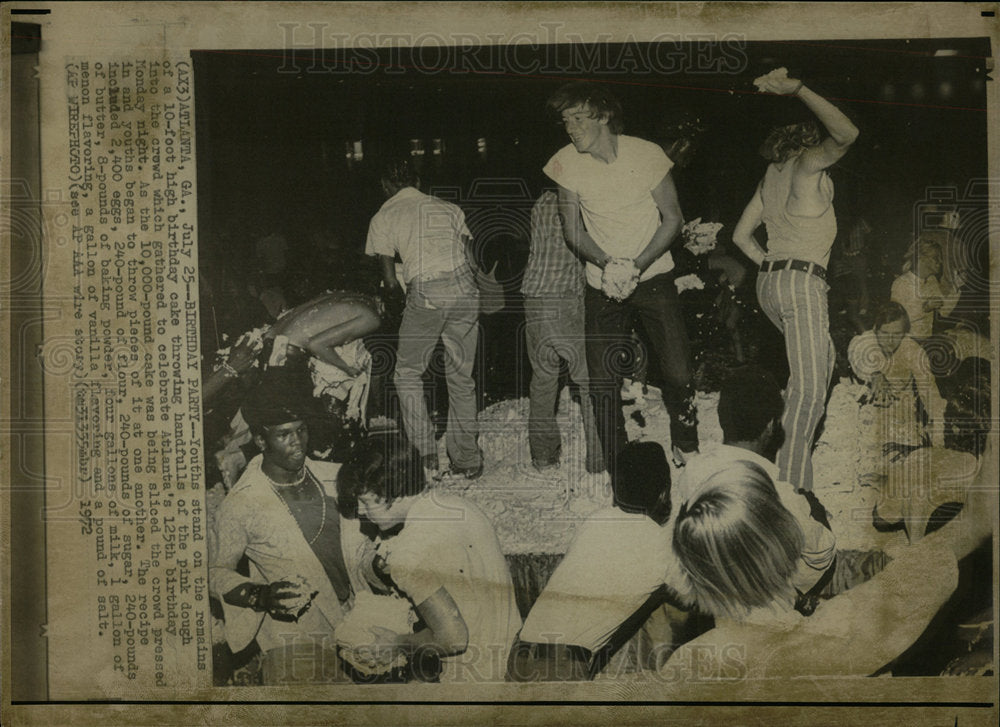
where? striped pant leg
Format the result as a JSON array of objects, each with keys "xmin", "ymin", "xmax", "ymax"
[{"xmin": 757, "ymin": 269, "xmax": 835, "ymax": 491}]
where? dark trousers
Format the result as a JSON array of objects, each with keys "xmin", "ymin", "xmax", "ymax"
[{"xmin": 584, "ymin": 274, "xmax": 698, "ymax": 471}]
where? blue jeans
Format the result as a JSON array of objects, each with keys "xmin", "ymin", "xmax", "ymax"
[
  {"xmin": 524, "ymin": 295, "xmax": 604, "ymax": 473},
  {"xmin": 394, "ymin": 271, "xmax": 482, "ymax": 469},
  {"xmin": 584, "ymin": 274, "xmax": 698, "ymax": 469}
]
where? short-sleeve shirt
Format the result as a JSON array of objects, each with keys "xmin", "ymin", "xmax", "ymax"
[
  {"xmin": 365, "ymin": 187, "xmax": 472, "ymax": 284},
  {"xmin": 520, "ymin": 190, "xmax": 586, "ymax": 298},
  {"xmin": 543, "ymin": 135, "xmax": 675, "ymax": 289},
  {"xmin": 384, "ymin": 493, "xmax": 520, "ymax": 683},
  {"xmin": 520, "ymin": 507, "xmax": 682, "ymax": 653}
]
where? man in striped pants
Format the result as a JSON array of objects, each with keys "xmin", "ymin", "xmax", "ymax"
[{"xmin": 732, "ymin": 68, "xmax": 859, "ymax": 491}]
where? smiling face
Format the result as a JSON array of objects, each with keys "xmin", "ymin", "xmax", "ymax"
[
  {"xmin": 875, "ymin": 318, "xmax": 907, "ymax": 356},
  {"xmin": 561, "ymin": 103, "xmax": 609, "ymax": 155},
  {"xmin": 256, "ymin": 420, "xmax": 309, "ymax": 476},
  {"xmin": 357, "ymin": 492, "xmax": 407, "ymax": 532}
]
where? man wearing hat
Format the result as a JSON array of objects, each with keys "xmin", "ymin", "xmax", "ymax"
[
  {"xmin": 509, "ymin": 441, "xmax": 686, "ymax": 680},
  {"xmin": 209, "ymin": 372, "xmax": 368, "ymax": 684}
]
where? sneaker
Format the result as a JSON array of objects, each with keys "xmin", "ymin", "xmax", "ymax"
[{"xmin": 422, "ymin": 453, "xmax": 441, "ymax": 482}]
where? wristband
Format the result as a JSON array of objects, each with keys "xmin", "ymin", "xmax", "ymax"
[{"xmin": 790, "ymin": 80, "xmax": 804, "ymax": 96}]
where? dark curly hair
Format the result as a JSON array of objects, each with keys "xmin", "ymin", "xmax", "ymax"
[
  {"xmin": 759, "ymin": 121, "xmax": 821, "ymax": 163},
  {"xmin": 872, "ymin": 301, "xmax": 910, "ymax": 333},
  {"xmin": 717, "ymin": 366, "xmax": 784, "ymax": 444},
  {"xmin": 336, "ymin": 433, "xmax": 426, "ymax": 510},
  {"xmin": 380, "ymin": 159, "xmax": 420, "ymax": 194}
]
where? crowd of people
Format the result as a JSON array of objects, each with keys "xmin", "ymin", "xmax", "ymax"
[{"xmin": 205, "ymin": 70, "xmax": 993, "ymax": 685}]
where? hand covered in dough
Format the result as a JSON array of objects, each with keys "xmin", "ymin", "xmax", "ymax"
[
  {"xmin": 601, "ymin": 258, "xmax": 640, "ymax": 301},
  {"xmin": 753, "ymin": 67, "xmax": 802, "ymax": 96}
]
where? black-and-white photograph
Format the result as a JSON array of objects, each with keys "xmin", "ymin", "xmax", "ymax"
[
  {"xmin": 3, "ymin": 3, "xmax": 997, "ymax": 725},
  {"xmin": 192, "ymin": 36, "xmax": 993, "ymax": 686}
]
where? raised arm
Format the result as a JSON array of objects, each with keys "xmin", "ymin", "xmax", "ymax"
[
  {"xmin": 556, "ymin": 185, "xmax": 610, "ymax": 269},
  {"xmin": 755, "ymin": 69, "xmax": 859, "ymax": 173},
  {"xmin": 634, "ymin": 172, "xmax": 684, "ymax": 272},
  {"xmin": 732, "ymin": 184, "xmax": 767, "ymax": 266}
]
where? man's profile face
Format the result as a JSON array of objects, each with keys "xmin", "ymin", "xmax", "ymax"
[
  {"xmin": 875, "ymin": 319, "xmax": 907, "ymax": 356},
  {"xmin": 915, "ymin": 245, "xmax": 942, "ymax": 279},
  {"xmin": 561, "ymin": 103, "xmax": 608, "ymax": 154},
  {"xmin": 357, "ymin": 492, "xmax": 406, "ymax": 532},
  {"xmin": 258, "ymin": 420, "xmax": 309, "ymax": 473}
]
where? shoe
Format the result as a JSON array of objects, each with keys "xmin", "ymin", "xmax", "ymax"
[
  {"xmin": 422, "ymin": 453, "xmax": 441, "ymax": 482},
  {"xmin": 532, "ymin": 459, "xmax": 560, "ymax": 474},
  {"xmin": 451, "ymin": 462, "xmax": 484, "ymax": 480}
]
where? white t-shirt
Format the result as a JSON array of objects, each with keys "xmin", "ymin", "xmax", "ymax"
[
  {"xmin": 543, "ymin": 135, "xmax": 675, "ymax": 289},
  {"xmin": 365, "ymin": 187, "xmax": 471, "ymax": 284},
  {"xmin": 383, "ymin": 493, "xmax": 520, "ymax": 683},
  {"xmin": 520, "ymin": 507, "xmax": 683, "ymax": 653}
]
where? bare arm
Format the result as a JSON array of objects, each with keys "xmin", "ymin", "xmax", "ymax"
[
  {"xmin": 202, "ymin": 338, "xmax": 259, "ymax": 403},
  {"xmin": 796, "ymin": 84, "xmax": 859, "ymax": 172},
  {"xmin": 634, "ymin": 173, "xmax": 684, "ymax": 272},
  {"xmin": 378, "ymin": 254, "xmax": 401, "ymax": 292},
  {"xmin": 755, "ymin": 70, "xmax": 858, "ymax": 173},
  {"xmin": 306, "ymin": 308, "xmax": 381, "ymax": 375},
  {"xmin": 732, "ymin": 185, "xmax": 767, "ymax": 266},
  {"xmin": 557, "ymin": 185, "xmax": 610, "ymax": 269},
  {"xmin": 921, "ymin": 433, "xmax": 996, "ymax": 560},
  {"xmin": 369, "ymin": 586, "xmax": 469, "ymax": 659}
]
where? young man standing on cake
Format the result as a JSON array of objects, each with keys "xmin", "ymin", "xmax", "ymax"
[
  {"xmin": 543, "ymin": 82, "xmax": 698, "ymax": 473},
  {"xmin": 731, "ymin": 68, "xmax": 859, "ymax": 491}
]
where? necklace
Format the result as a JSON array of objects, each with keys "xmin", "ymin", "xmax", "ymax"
[
  {"xmin": 263, "ymin": 466, "xmax": 307, "ymax": 488},
  {"xmin": 270, "ymin": 467, "xmax": 327, "ymax": 545}
]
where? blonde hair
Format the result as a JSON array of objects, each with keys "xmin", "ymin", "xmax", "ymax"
[{"xmin": 672, "ymin": 461, "xmax": 803, "ymax": 621}]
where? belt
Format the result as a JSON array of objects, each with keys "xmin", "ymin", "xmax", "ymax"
[{"xmin": 760, "ymin": 259, "xmax": 827, "ymax": 281}]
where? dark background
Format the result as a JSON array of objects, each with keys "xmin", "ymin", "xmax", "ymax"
[{"xmin": 191, "ymin": 38, "xmax": 992, "ymax": 402}]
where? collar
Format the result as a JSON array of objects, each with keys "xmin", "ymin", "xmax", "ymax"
[{"xmin": 389, "ymin": 186, "xmax": 423, "ymax": 202}]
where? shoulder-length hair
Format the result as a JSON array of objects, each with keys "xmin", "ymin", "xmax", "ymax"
[
  {"xmin": 759, "ymin": 121, "xmax": 821, "ymax": 163},
  {"xmin": 336, "ymin": 433, "xmax": 426, "ymax": 513},
  {"xmin": 672, "ymin": 461, "xmax": 803, "ymax": 621}
]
